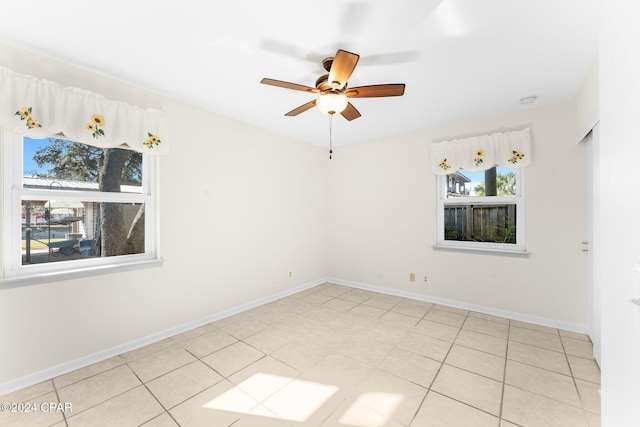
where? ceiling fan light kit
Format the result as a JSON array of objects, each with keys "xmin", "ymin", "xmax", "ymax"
[
  {"xmin": 260, "ymin": 49, "xmax": 406, "ymax": 158},
  {"xmin": 316, "ymin": 93, "xmax": 348, "ymax": 115}
]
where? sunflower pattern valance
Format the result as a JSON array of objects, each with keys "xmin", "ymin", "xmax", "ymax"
[
  {"xmin": 0, "ymin": 66, "xmax": 169, "ymax": 155},
  {"xmin": 431, "ymin": 128, "xmax": 531, "ymax": 175}
]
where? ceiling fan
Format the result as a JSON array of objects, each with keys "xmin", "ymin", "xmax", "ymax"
[{"xmin": 260, "ymin": 49, "xmax": 406, "ymax": 121}]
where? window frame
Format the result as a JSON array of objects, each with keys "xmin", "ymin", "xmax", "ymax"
[
  {"xmin": 1, "ymin": 130, "xmax": 162, "ymax": 288},
  {"xmin": 435, "ymin": 167, "xmax": 526, "ymax": 255}
]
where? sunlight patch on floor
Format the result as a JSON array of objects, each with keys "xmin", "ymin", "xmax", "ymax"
[
  {"xmin": 339, "ymin": 392, "xmax": 404, "ymax": 427},
  {"xmin": 203, "ymin": 373, "xmax": 338, "ymax": 422}
]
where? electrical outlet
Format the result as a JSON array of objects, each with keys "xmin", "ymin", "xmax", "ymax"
[
  {"xmin": 424, "ymin": 276, "xmax": 428, "ymax": 283},
  {"xmin": 409, "ymin": 273, "xmax": 415, "ymax": 282},
  {"xmin": 288, "ymin": 271, "xmax": 292, "ymax": 278}
]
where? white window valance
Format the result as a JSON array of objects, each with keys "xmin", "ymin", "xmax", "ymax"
[
  {"xmin": 0, "ymin": 66, "xmax": 169, "ymax": 155},
  {"xmin": 431, "ymin": 128, "xmax": 531, "ymax": 175}
]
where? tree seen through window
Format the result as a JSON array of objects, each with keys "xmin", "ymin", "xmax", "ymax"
[{"xmin": 22, "ymin": 137, "xmax": 145, "ymax": 264}]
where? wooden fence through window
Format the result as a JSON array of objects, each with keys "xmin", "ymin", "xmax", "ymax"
[{"xmin": 444, "ymin": 204, "xmax": 516, "ymax": 243}]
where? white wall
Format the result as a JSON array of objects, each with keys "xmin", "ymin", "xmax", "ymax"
[
  {"xmin": 599, "ymin": 2, "xmax": 640, "ymax": 425},
  {"xmin": 0, "ymin": 41, "xmax": 596, "ymax": 393},
  {"xmin": 0, "ymin": 44, "xmax": 328, "ymax": 389},
  {"xmin": 574, "ymin": 50, "xmax": 601, "ymax": 364},
  {"xmin": 327, "ymin": 100, "xmax": 587, "ymax": 328}
]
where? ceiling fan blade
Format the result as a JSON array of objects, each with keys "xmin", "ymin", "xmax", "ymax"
[
  {"xmin": 328, "ymin": 49, "xmax": 360, "ymax": 90},
  {"xmin": 261, "ymin": 78, "xmax": 319, "ymax": 94},
  {"xmin": 346, "ymin": 84, "xmax": 406, "ymax": 98},
  {"xmin": 341, "ymin": 102, "xmax": 361, "ymax": 121},
  {"xmin": 285, "ymin": 100, "xmax": 317, "ymax": 117}
]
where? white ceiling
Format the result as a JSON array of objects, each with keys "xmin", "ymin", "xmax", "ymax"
[{"xmin": 0, "ymin": 0, "xmax": 599, "ymax": 147}]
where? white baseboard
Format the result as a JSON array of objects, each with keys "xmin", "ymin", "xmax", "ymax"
[
  {"xmin": 328, "ymin": 277, "xmax": 588, "ymax": 334},
  {"xmin": 2, "ymin": 275, "xmax": 587, "ymax": 396},
  {"xmin": 0, "ymin": 277, "xmax": 327, "ymax": 396}
]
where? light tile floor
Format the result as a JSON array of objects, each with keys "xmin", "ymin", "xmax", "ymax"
[{"xmin": 1, "ymin": 283, "xmax": 601, "ymax": 427}]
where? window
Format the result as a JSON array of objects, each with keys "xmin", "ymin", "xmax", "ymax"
[
  {"xmin": 1, "ymin": 66, "xmax": 168, "ymax": 286},
  {"xmin": 436, "ymin": 166, "xmax": 526, "ymax": 253},
  {"xmin": 1, "ymin": 131, "xmax": 160, "ymax": 286},
  {"xmin": 431, "ymin": 128, "xmax": 530, "ymax": 254}
]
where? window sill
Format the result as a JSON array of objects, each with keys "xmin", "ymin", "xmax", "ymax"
[
  {"xmin": 433, "ymin": 244, "xmax": 529, "ymax": 258},
  {"xmin": 0, "ymin": 258, "xmax": 164, "ymax": 289}
]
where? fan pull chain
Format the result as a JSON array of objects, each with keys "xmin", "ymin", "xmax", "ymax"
[{"xmin": 329, "ymin": 113, "xmax": 333, "ymax": 159}]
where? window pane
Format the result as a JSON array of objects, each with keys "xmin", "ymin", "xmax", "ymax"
[
  {"xmin": 446, "ymin": 167, "xmax": 517, "ymax": 198},
  {"xmin": 21, "ymin": 200, "xmax": 145, "ymax": 265},
  {"xmin": 23, "ymin": 137, "xmax": 142, "ymax": 192},
  {"xmin": 444, "ymin": 204, "xmax": 517, "ymax": 244}
]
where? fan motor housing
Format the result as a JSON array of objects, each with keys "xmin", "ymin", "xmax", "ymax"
[
  {"xmin": 315, "ymin": 74, "xmax": 346, "ymax": 93},
  {"xmin": 322, "ymin": 57, "xmax": 334, "ymax": 72},
  {"xmin": 315, "ymin": 74, "xmax": 331, "ymax": 92}
]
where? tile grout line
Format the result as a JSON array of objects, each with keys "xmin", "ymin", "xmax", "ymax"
[
  {"xmin": 498, "ymin": 318, "xmax": 512, "ymax": 425},
  {"xmin": 428, "ymin": 390, "xmax": 506, "ymax": 424},
  {"xmin": 502, "ymin": 321, "xmax": 598, "ymax": 424},
  {"xmin": 128, "ymin": 365, "xmax": 186, "ymax": 427},
  {"xmin": 407, "ymin": 309, "xmax": 473, "ymax": 426},
  {"xmin": 128, "ymin": 345, "xmax": 256, "ymax": 425},
  {"xmin": 49, "ymin": 358, "xmax": 127, "ymax": 391},
  {"xmin": 138, "ymin": 380, "xmax": 181, "ymax": 427},
  {"xmin": 559, "ymin": 330, "xmax": 594, "ymax": 425},
  {"xmin": 52, "ymin": 363, "xmax": 141, "ymax": 421},
  {"xmin": 50, "ymin": 378, "xmax": 70, "ymax": 427}
]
